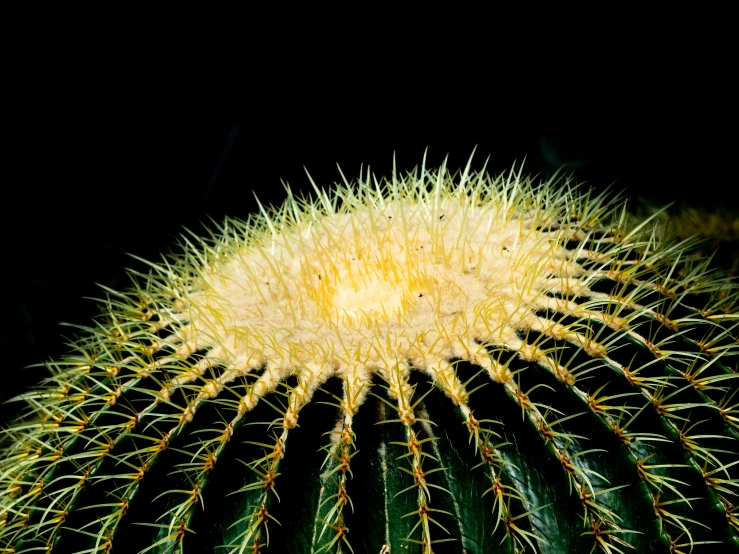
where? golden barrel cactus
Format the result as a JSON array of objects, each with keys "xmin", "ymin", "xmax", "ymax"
[{"xmin": 1, "ymin": 154, "xmax": 738, "ymax": 553}]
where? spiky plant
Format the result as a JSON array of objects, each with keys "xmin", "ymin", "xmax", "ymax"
[
  {"xmin": 639, "ymin": 202, "xmax": 739, "ymax": 278},
  {"xmin": 1, "ymin": 154, "xmax": 738, "ymax": 554}
]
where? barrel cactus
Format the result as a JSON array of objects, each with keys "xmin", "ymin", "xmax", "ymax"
[{"xmin": 1, "ymin": 154, "xmax": 738, "ymax": 554}]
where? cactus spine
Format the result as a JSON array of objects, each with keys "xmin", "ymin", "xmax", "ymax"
[{"xmin": 1, "ymin": 154, "xmax": 738, "ymax": 553}]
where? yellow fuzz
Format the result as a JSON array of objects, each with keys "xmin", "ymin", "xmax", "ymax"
[{"xmin": 162, "ymin": 158, "xmax": 624, "ymax": 423}]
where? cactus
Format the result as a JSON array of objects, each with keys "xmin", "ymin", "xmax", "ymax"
[
  {"xmin": 1, "ymin": 154, "xmax": 738, "ymax": 554},
  {"xmin": 639, "ymin": 202, "xmax": 739, "ymax": 278}
]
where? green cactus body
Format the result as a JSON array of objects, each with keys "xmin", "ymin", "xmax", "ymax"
[{"xmin": 1, "ymin": 156, "xmax": 738, "ymax": 553}]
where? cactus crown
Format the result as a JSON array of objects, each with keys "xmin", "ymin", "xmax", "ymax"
[{"xmin": 1, "ymin": 154, "xmax": 738, "ymax": 553}]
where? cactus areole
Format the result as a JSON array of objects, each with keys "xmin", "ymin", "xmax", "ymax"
[{"xmin": 2, "ymin": 154, "xmax": 738, "ymax": 553}]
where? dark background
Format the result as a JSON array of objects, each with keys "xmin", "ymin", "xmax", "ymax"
[{"xmin": 2, "ymin": 67, "xmax": 735, "ymax": 419}]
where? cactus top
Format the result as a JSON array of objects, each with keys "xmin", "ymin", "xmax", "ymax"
[{"xmin": 172, "ymin": 161, "xmax": 610, "ymax": 426}]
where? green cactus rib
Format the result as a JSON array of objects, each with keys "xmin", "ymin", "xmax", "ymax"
[{"xmin": 1, "ymin": 155, "xmax": 739, "ymax": 553}]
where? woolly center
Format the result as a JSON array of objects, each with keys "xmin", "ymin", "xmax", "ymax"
[
  {"xmin": 333, "ymin": 275, "xmax": 404, "ymax": 321},
  {"xmin": 186, "ymin": 194, "xmax": 574, "ymax": 394}
]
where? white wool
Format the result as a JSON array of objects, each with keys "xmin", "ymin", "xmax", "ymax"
[{"xmin": 181, "ymin": 169, "xmax": 582, "ymax": 408}]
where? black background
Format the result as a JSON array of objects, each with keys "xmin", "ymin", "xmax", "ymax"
[{"xmin": 2, "ymin": 46, "xmax": 736, "ymax": 420}]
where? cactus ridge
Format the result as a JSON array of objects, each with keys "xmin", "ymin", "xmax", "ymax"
[{"xmin": 1, "ymin": 154, "xmax": 738, "ymax": 553}]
